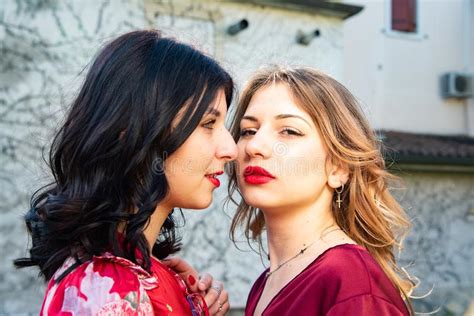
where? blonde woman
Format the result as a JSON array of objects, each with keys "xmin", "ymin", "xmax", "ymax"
[
  {"xmin": 227, "ymin": 66, "xmax": 414, "ymax": 315},
  {"xmin": 166, "ymin": 66, "xmax": 415, "ymax": 315}
]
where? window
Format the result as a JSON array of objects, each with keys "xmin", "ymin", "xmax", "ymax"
[{"xmin": 391, "ymin": 0, "xmax": 417, "ymax": 33}]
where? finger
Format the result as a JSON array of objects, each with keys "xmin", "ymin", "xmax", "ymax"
[
  {"xmin": 206, "ymin": 283, "xmax": 225, "ymax": 309},
  {"xmin": 208, "ymin": 290, "xmax": 229, "ymax": 315},
  {"xmin": 161, "ymin": 256, "xmax": 196, "ymax": 273},
  {"xmin": 203, "ymin": 285, "xmax": 220, "ymax": 308},
  {"xmin": 162, "ymin": 256, "xmax": 199, "ymax": 292},
  {"xmin": 198, "ymin": 272, "xmax": 213, "ymax": 292},
  {"xmin": 218, "ymin": 301, "xmax": 230, "ymax": 316},
  {"xmin": 204, "ymin": 280, "xmax": 223, "ymax": 308}
]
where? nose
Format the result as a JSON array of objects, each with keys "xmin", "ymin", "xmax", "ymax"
[
  {"xmin": 244, "ymin": 129, "xmax": 272, "ymax": 159},
  {"xmin": 216, "ymin": 128, "xmax": 238, "ymax": 162}
]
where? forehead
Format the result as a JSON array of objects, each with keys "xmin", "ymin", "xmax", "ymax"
[
  {"xmin": 210, "ymin": 89, "xmax": 228, "ymax": 114},
  {"xmin": 172, "ymin": 88, "xmax": 227, "ymax": 128},
  {"xmin": 245, "ymin": 83, "xmax": 312, "ymax": 121}
]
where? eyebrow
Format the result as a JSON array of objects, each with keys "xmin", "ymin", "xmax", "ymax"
[
  {"xmin": 241, "ymin": 115, "xmax": 258, "ymax": 122},
  {"xmin": 241, "ymin": 114, "xmax": 311, "ymax": 127},
  {"xmin": 206, "ymin": 108, "xmax": 221, "ymax": 117},
  {"xmin": 275, "ymin": 114, "xmax": 311, "ymax": 126}
]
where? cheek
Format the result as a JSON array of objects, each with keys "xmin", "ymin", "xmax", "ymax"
[
  {"xmin": 277, "ymin": 144, "xmax": 326, "ymax": 177},
  {"xmin": 165, "ymin": 156, "xmax": 202, "ymax": 187},
  {"xmin": 237, "ymin": 140, "xmax": 245, "ymax": 155},
  {"xmin": 295, "ymin": 156, "xmax": 326, "ymax": 179},
  {"xmin": 167, "ymin": 127, "xmax": 216, "ymax": 174},
  {"xmin": 236, "ymin": 143, "xmax": 246, "ymax": 164},
  {"xmin": 277, "ymin": 155, "xmax": 328, "ymax": 200},
  {"xmin": 171, "ymin": 147, "xmax": 212, "ymax": 176},
  {"xmin": 302, "ymin": 140, "xmax": 327, "ymax": 174}
]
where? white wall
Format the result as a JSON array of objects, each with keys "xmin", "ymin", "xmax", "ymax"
[
  {"xmin": 0, "ymin": 0, "xmax": 345, "ymax": 312},
  {"xmin": 342, "ymin": 0, "xmax": 473, "ymax": 135}
]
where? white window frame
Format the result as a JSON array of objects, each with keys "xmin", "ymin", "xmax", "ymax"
[{"xmin": 383, "ymin": 0, "xmax": 425, "ymax": 41}]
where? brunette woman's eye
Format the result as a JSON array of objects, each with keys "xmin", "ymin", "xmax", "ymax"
[
  {"xmin": 202, "ymin": 119, "xmax": 216, "ymax": 129},
  {"xmin": 239, "ymin": 128, "xmax": 256, "ymax": 137},
  {"xmin": 281, "ymin": 128, "xmax": 303, "ymax": 136}
]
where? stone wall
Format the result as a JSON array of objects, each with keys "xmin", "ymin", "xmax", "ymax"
[
  {"xmin": 1, "ymin": 1, "xmax": 148, "ymax": 314},
  {"xmin": 0, "ymin": 0, "xmax": 472, "ymax": 315},
  {"xmin": 397, "ymin": 171, "xmax": 474, "ymax": 315},
  {"xmin": 0, "ymin": 0, "xmax": 342, "ymax": 314}
]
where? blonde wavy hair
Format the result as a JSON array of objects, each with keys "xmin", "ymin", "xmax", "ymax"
[{"xmin": 228, "ymin": 66, "xmax": 416, "ymax": 312}]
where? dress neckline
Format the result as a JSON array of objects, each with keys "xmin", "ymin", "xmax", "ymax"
[{"xmin": 253, "ymin": 243, "xmax": 363, "ymax": 316}]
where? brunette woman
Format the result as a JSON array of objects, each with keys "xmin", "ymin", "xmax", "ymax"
[
  {"xmin": 14, "ymin": 30, "xmax": 237, "ymax": 315},
  {"xmin": 228, "ymin": 66, "xmax": 415, "ymax": 315}
]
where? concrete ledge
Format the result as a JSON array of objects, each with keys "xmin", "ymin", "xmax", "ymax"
[{"xmin": 225, "ymin": 0, "xmax": 364, "ymax": 19}]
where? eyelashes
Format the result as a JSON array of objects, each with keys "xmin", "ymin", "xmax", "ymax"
[
  {"xmin": 239, "ymin": 128, "xmax": 256, "ymax": 137},
  {"xmin": 281, "ymin": 128, "xmax": 303, "ymax": 136},
  {"xmin": 239, "ymin": 127, "xmax": 304, "ymax": 137},
  {"xmin": 202, "ymin": 119, "xmax": 216, "ymax": 129}
]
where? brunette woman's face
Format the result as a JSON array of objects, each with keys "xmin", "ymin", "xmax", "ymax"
[
  {"xmin": 165, "ymin": 89, "xmax": 237, "ymax": 209},
  {"xmin": 237, "ymin": 83, "xmax": 330, "ymax": 212}
]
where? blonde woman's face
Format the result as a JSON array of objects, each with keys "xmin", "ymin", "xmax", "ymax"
[{"xmin": 237, "ymin": 83, "xmax": 330, "ymax": 212}]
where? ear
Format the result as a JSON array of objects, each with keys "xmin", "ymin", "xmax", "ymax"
[{"xmin": 327, "ymin": 161, "xmax": 349, "ymax": 189}]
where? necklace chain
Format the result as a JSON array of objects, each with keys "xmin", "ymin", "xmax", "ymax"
[{"xmin": 265, "ymin": 226, "xmax": 342, "ymax": 278}]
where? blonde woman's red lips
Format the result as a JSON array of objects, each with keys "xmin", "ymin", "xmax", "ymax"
[{"xmin": 243, "ymin": 166, "xmax": 275, "ymax": 185}]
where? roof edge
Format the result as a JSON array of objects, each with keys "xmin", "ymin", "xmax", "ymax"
[
  {"xmin": 386, "ymin": 155, "xmax": 474, "ymax": 167},
  {"xmin": 225, "ymin": 0, "xmax": 364, "ymax": 19},
  {"xmin": 388, "ymin": 163, "xmax": 474, "ymax": 174},
  {"xmin": 378, "ymin": 129, "xmax": 474, "ymax": 170}
]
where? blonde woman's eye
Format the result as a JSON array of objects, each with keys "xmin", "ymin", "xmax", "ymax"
[
  {"xmin": 202, "ymin": 119, "xmax": 216, "ymax": 129},
  {"xmin": 282, "ymin": 128, "xmax": 303, "ymax": 136},
  {"xmin": 239, "ymin": 129, "xmax": 256, "ymax": 137}
]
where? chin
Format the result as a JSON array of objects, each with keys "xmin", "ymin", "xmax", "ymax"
[
  {"xmin": 184, "ymin": 196, "xmax": 213, "ymax": 210},
  {"xmin": 242, "ymin": 191, "xmax": 274, "ymax": 210}
]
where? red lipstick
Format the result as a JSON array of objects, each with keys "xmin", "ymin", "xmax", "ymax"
[
  {"xmin": 206, "ymin": 171, "xmax": 223, "ymax": 187},
  {"xmin": 243, "ymin": 166, "xmax": 275, "ymax": 185}
]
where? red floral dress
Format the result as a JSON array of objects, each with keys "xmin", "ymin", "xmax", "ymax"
[{"xmin": 40, "ymin": 252, "xmax": 208, "ymax": 315}]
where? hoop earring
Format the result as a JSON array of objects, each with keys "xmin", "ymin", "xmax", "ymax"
[{"xmin": 335, "ymin": 184, "xmax": 344, "ymax": 208}]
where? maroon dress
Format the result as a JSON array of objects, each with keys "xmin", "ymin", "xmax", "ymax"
[{"xmin": 245, "ymin": 244, "xmax": 410, "ymax": 316}]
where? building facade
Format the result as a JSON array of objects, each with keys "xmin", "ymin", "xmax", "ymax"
[
  {"xmin": 0, "ymin": 0, "xmax": 472, "ymax": 315},
  {"xmin": 343, "ymin": 0, "xmax": 474, "ymax": 314},
  {"xmin": 0, "ymin": 0, "xmax": 354, "ymax": 314}
]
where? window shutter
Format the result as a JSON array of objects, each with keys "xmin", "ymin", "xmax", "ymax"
[{"xmin": 391, "ymin": 0, "xmax": 417, "ymax": 33}]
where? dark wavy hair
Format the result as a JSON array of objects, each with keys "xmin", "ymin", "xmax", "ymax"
[{"xmin": 14, "ymin": 29, "xmax": 234, "ymax": 281}]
